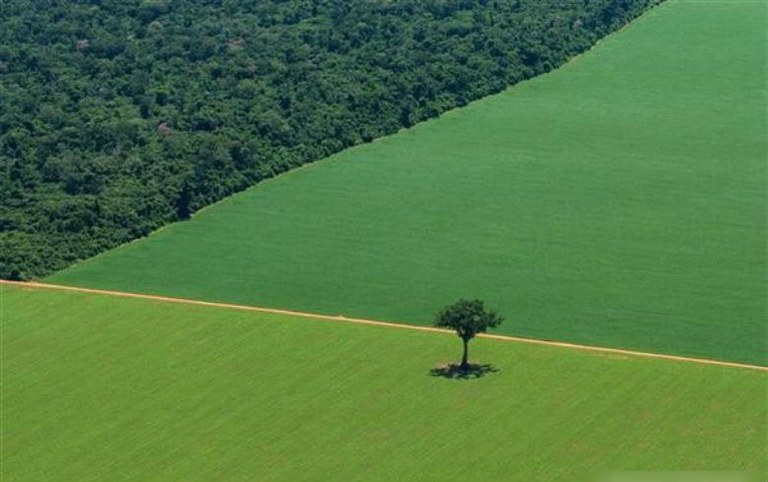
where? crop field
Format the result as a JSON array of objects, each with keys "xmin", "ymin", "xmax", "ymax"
[
  {"xmin": 48, "ymin": 0, "xmax": 767, "ymax": 365},
  {"xmin": 1, "ymin": 284, "xmax": 765, "ymax": 481}
]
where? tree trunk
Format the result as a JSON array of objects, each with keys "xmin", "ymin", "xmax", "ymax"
[{"xmin": 460, "ymin": 338, "xmax": 469, "ymax": 369}]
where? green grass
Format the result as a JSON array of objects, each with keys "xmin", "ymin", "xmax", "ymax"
[
  {"xmin": 48, "ymin": 0, "xmax": 767, "ymax": 365},
  {"xmin": 2, "ymin": 284, "xmax": 766, "ymax": 481}
]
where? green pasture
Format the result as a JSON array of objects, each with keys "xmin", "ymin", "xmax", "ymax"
[
  {"xmin": 49, "ymin": 0, "xmax": 767, "ymax": 365},
  {"xmin": 2, "ymin": 285, "xmax": 765, "ymax": 481}
]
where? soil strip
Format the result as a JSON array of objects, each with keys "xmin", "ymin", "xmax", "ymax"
[{"xmin": 3, "ymin": 280, "xmax": 765, "ymax": 372}]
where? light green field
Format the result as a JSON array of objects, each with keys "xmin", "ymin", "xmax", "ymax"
[
  {"xmin": 49, "ymin": 0, "xmax": 767, "ymax": 365},
  {"xmin": 2, "ymin": 284, "xmax": 766, "ymax": 481}
]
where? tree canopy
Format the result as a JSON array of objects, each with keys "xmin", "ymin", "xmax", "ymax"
[{"xmin": 0, "ymin": 0, "xmax": 662, "ymax": 279}]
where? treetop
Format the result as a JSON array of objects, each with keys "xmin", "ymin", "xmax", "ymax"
[{"xmin": 434, "ymin": 298, "xmax": 503, "ymax": 340}]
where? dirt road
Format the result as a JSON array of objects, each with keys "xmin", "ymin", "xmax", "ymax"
[{"xmin": 3, "ymin": 279, "xmax": 765, "ymax": 372}]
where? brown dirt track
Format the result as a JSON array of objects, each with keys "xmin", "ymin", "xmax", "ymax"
[{"xmin": 2, "ymin": 279, "xmax": 765, "ymax": 372}]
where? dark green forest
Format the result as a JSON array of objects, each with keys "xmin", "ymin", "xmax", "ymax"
[{"xmin": 1, "ymin": 0, "xmax": 661, "ymax": 279}]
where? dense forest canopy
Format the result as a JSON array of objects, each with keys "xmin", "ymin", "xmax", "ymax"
[{"xmin": 0, "ymin": 0, "xmax": 661, "ymax": 279}]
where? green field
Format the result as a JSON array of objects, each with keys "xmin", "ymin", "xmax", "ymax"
[
  {"xmin": 2, "ymin": 284, "xmax": 765, "ymax": 481},
  {"xmin": 48, "ymin": 0, "xmax": 767, "ymax": 365}
]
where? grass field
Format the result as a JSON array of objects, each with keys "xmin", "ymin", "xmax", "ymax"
[
  {"xmin": 48, "ymin": 0, "xmax": 767, "ymax": 365},
  {"xmin": 2, "ymin": 284, "xmax": 766, "ymax": 481}
]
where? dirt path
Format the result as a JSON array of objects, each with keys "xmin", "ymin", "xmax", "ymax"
[{"xmin": 3, "ymin": 279, "xmax": 766, "ymax": 372}]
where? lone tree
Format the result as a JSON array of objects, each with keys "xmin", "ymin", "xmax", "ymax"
[
  {"xmin": 435, "ymin": 299, "xmax": 504, "ymax": 370},
  {"xmin": 435, "ymin": 299, "xmax": 503, "ymax": 370}
]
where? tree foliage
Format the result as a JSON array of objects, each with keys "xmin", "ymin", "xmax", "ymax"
[{"xmin": 0, "ymin": 0, "xmax": 662, "ymax": 279}]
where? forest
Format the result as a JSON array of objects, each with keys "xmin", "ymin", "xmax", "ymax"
[{"xmin": 0, "ymin": 0, "xmax": 661, "ymax": 279}]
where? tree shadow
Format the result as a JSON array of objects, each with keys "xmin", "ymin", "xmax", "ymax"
[{"xmin": 428, "ymin": 363, "xmax": 499, "ymax": 380}]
